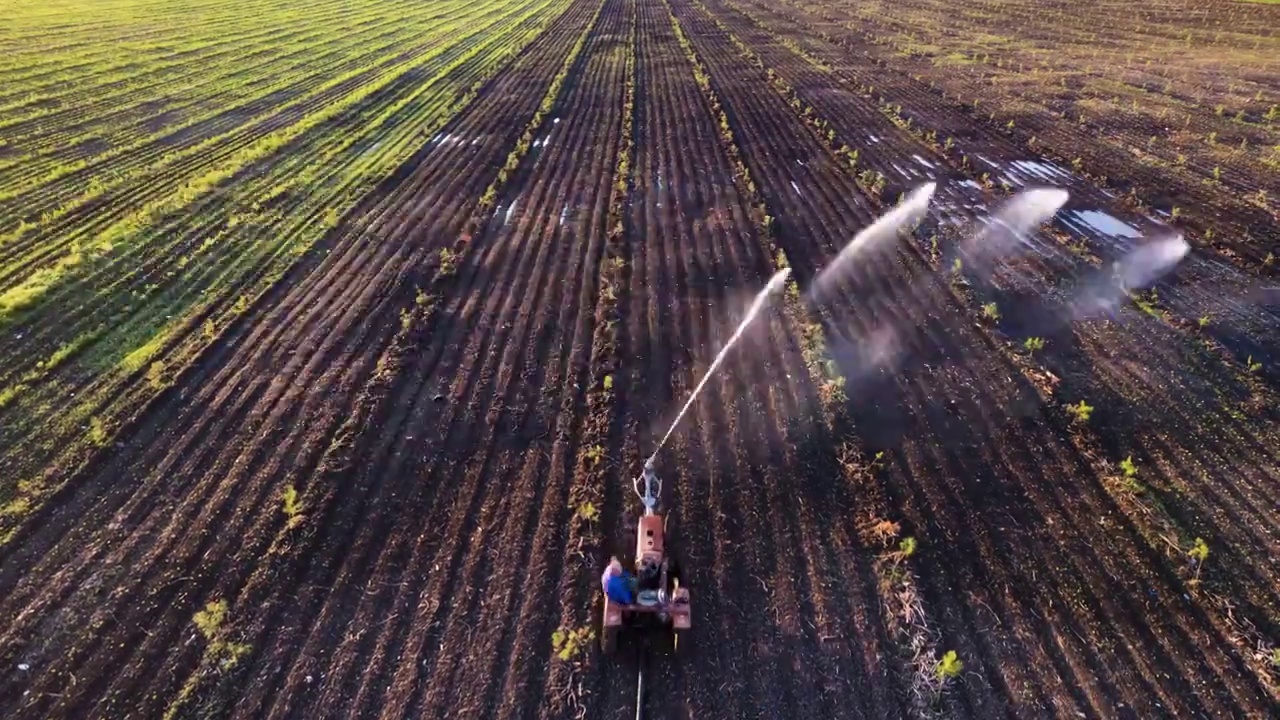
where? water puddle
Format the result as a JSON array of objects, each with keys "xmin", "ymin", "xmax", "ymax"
[
  {"xmin": 1008, "ymin": 160, "xmax": 1071, "ymax": 182},
  {"xmin": 868, "ymin": 134, "xmax": 882, "ymax": 144},
  {"xmin": 506, "ymin": 200, "xmax": 518, "ymax": 225},
  {"xmin": 791, "ymin": 180, "xmax": 801, "ymax": 194},
  {"xmin": 912, "ymin": 154, "xmax": 936, "ymax": 169},
  {"xmin": 1064, "ymin": 209, "xmax": 1141, "ymax": 239},
  {"xmin": 560, "ymin": 205, "xmax": 569, "ymax": 225}
]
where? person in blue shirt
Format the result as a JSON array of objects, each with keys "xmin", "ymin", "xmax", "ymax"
[{"xmin": 601, "ymin": 556, "xmax": 636, "ymax": 605}]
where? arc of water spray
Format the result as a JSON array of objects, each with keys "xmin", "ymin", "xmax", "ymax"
[
  {"xmin": 1114, "ymin": 233, "xmax": 1189, "ymax": 291},
  {"xmin": 645, "ymin": 267, "xmax": 792, "ymax": 467},
  {"xmin": 954, "ymin": 188, "xmax": 1069, "ymax": 275},
  {"xmin": 808, "ymin": 182, "xmax": 936, "ymax": 302}
]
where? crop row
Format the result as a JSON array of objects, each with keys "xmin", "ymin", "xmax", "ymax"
[
  {"xmin": 0, "ymin": 0, "xmax": 612, "ymax": 714},
  {"xmin": 664, "ymin": 0, "xmax": 1279, "ymax": 713},
  {"xmin": 0, "ymin": 0, "xmax": 571, "ymax": 539},
  {"xmin": 798, "ymin": 0, "xmax": 1278, "ymax": 274},
  {"xmin": 716, "ymin": 0, "xmax": 1277, "ymax": 385}
]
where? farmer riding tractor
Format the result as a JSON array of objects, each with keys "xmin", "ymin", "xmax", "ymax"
[{"xmin": 599, "ymin": 461, "xmax": 691, "ymax": 655}]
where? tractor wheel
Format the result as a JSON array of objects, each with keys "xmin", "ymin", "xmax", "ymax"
[{"xmin": 601, "ymin": 626, "xmax": 619, "ymax": 655}]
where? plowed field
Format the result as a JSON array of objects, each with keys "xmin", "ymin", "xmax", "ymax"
[{"xmin": 2, "ymin": 0, "xmax": 1277, "ymax": 718}]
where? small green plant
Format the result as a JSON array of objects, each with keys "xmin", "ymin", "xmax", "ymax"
[
  {"xmin": 1271, "ymin": 647, "xmax": 1280, "ymax": 668},
  {"xmin": 552, "ymin": 626, "xmax": 595, "ymax": 662},
  {"xmin": 438, "ymin": 248, "xmax": 458, "ymax": 277},
  {"xmin": 146, "ymin": 360, "xmax": 167, "ymax": 390},
  {"xmin": 282, "ymin": 484, "xmax": 303, "ymax": 530},
  {"xmin": 192, "ymin": 600, "xmax": 251, "ymax": 671},
  {"xmin": 193, "ymin": 600, "xmax": 228, "ymax": 640},
  {"xmin": 1187, "ymin": 537, "xmax": 1209, "ymax": 584},
  {"xmin": 584, "ymin": 444, "xmax": 604, "ymax": 466},
  {"xmin": 1023, "ymin": 337, "xmax": 1045, "ymax": 352},
  {"xmin": 1246, "ymin": 356, "xmax": 1262, "ymax": 373},
  {"xmin": 89, "ymin": 417, "xmax": 108, "ymax": 447},
  {"xmin": 202, "ymin": 319, "xmax": 216, "ymax": 341},
  {"xmin": 573, "ymin": 500, "xmax": 599, "ymax": 523},
  {"xmin": 1197, "ymin": 315, "xmax": 1210, "ymax": 329},
  {"xmin": 982, "ymin": 302, "xmax": 1000, "ymax": 321},
  {"xmin": 898, "ymin": 536, "xmax": 917, "ymax": 558},
  {"xmin": 1066, "ymin": 400, "xmax": 1093, "ymax": 424},
  {"xmin": 936, "ymin": 650, "xmax": 963, "ymax": 680},
  {"xmin": 399, "ymin": 307, "xmax": 413, "ymax": 332},
  {"xmin": 415, "ymin": 287, "xmax": 431, "ymax": 307},
  {"xmin": 323, "ymin": 207, "xmax": 340, "ymax": 228},
  {"xmin": 1120, "ymin": 456, "xmax": 1137, "ymax": 478},
  {"xmin": 603, "ymin": 374, "xmax": 614, "ymax": 392}
]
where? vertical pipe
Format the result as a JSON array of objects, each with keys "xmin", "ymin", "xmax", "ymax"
[{"xmin": 635, "ymin": 644, "xmax": 648, "ymax": 720}]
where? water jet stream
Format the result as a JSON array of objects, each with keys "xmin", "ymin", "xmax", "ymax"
[
  {"xmin": 1070, "ymin": 234, "xmax": 1189, "ymax": 319},
  {"xmin": 954, "ymin": 188, "xmax": 1069, "ymax": 275},
  {"xmin": 646, "ymin": 267, "xmax": 792, "ymax": 466},
  {"xmin": 808, "ymin": 182, "xmax": 936, "ymax": 302}
]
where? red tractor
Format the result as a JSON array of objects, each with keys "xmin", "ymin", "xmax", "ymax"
[{"xmin": 600, "ymin": 462, "xmax": 691, "ymax": 655}]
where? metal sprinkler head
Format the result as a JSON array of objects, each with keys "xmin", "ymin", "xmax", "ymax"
[{"xmin": 637, "ymin": 461, "xmax": 661, "ymax": 515}]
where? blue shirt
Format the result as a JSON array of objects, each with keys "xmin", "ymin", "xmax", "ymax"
[{"xmin": 605, "ymin": 573, "xmax": 634, "ymax": 605}]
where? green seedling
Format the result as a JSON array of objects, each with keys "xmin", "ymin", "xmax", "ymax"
[
  {"xmin": 1188, "ymin": 537, "xmax": 1210, "ymax": 584},
  {"xmin": 89, "ymin": 417, "xmax": 108, "ymax": 447},
  {"xmin": 936, "ymin": 650, "xmax": 963, "ymax": 680},
  {"xmin": 552, "ymin": 626, "xmax": 595, "ymax": 662},
  {"xmin": 1023, "ymin": 337, "xmax": 1045, "ymax": 352},
  {"xmin": 584, "ymin": 444, "xmax": 604, "ymax": 466},
  {"xmin": 573, "ymin": 500, "xmax": 599, "ymax": 523},
  {"xmin": 193, "ymin": 599, "xmax": 251, "ymax": 671},
  {"xmin": 982, "ymin": 302, "xmax": 1000, "ymax": 321},
  {"xmin": 438, "ymin": 248, "xmax": 458, "ymax": 277},
  {"xmin": 1120, "ymin": 456, "xmax": 1137, "ymax": 478},
  {"xmin": 899, "ymin": 536, "xmax": 917, "ymax": 558},
  {"xmin": 1066, "ymin": 400, "xmax": 1093, "ymax": 424},
  {"xmin": 282, "ymin": 484, "xmax": 303, "ymax": 530}
]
